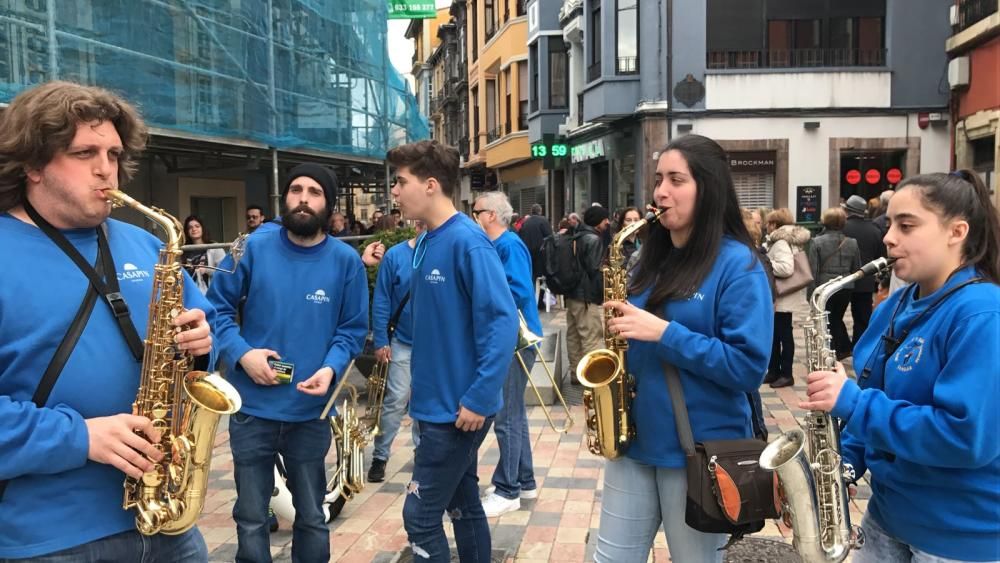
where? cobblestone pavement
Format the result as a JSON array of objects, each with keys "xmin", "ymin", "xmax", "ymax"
[{"xmin": 201, "ymin": 299, "xmax": 869, "ymax": 562}]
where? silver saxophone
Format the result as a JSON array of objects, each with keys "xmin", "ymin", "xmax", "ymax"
[{"xmin": 759, "ymin": 257, "xmax": 894, "ymax": 562}]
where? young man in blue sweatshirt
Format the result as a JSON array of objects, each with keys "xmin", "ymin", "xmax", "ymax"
[
  {"xmin": 472, "ymin": 192, "xmax": 543, "ymax": 518},
  {"xmin": 207, "ymin": 163, "xmax": 368, "ymax": 563},
  {"xmin": 388, "ymin": 141, "xmax": 519, "ymax": 563},
  {"xmin": 0, "ymin": 82, "xmax": 216, "ymax": 561},
  {"xmin": 804, "ymin": 171, "xmax": 1000, "ymax": 562},
  {"xmin": 367, "ymin": 219, "xmax": 425, "ymax": 483}
]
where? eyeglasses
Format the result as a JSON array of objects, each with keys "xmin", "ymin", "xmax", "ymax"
[{"xmin": 471, "ymin": 209, "xmax": 491, "ymax": 217}]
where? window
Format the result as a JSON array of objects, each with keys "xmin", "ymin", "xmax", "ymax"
[
  {"xmin": 504, "ymin": 68, "xmax": 512, "ymax": 135},
  {"xmin": 517, "ymin": 0, "xmax": 526, "ymax": 17},
  {"xmin": 529, "ymin": 44, "xmax": 539, "ymax": 112},
  {"xmin": 589, "ymin": 2, "xmax": 601, "ymax": 81},
  {"xmin": 549, "ymin": 37, "xmax": 568, "ymax": 108},
  {"xmin": 767, "ymin": 19, "xmax": 821, "ymax": 66},
  {"xmin": 616, "ymin": 0, "xmax": 638, "ymax": 74},
  {"xmin": 485, "ymin": 0, "xmax": 496, "ymax": 40},
  {"xmin": 518, "ymin": 62, "xmax": 529, "ymax": 130},
  {"xmin": 472, "ymin": 85, "xmax": 480, "ymax": 153},
  {"xmin": 471, "ymin": 1, "xmax": 478, "ymax": 62}
]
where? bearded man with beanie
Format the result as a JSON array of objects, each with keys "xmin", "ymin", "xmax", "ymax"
[
  {"xmin": 841, "ymin": 194, "xmax": 885, "ymax": 344},
  {"xmin": 564, "ymin": 206, "xmax": 609, "ymax": 383},
  {"xmin": 207, "ymin": 163, "xmax": 369, "ymax": 562}
]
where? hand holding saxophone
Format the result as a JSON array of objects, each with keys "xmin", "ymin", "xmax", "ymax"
[
  {"xmin": 603, "ymin": 300, "xmax": 669, "ymax": 342},
  {"xmin": 171, "ymin": 308, "xmax": 212, "ymax": 356},
  {"xmin": 800, "ymin": 362, "xmax": 849, "ymax": 412},
  {"xmin": 85, "ymin": 414, "xmax": 164, "ymax": 479}
]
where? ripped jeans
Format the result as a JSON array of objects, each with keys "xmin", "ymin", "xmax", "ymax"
[{"xmin": 402, "ymin": 418, "xmax": 494, "ymax": 562}]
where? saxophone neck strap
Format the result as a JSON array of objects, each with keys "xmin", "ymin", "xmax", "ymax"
[{"xmin": 23, "ymin": 200, "xmax": 144, "ymax": 362}]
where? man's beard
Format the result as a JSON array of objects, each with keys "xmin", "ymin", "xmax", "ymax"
[{"xmin": 282, "ymin": 205, "xmax": 329, "ymax": 237}]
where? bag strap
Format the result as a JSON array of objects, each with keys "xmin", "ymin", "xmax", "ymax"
[
  {"xmin": 0, "ymin": 254, "xmax": 104, "ymax": 503},
  {"xmin": 663, "ymin": 362, "xmax": 767, "ymax": 456},
  {"xmin": 818, "ymin": 237, "xmax": 847, "ymax": 273},
  {"xmin": 23, "ymin": 201, "xmax": 144, "ymax": 362},
  {"xmin": 387, "ymin": 291, "xmax": 411, "ymax": 344}
]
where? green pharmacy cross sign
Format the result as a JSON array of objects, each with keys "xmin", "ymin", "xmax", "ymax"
[{"xmin": 388, "ymin": 1, "xmax": 437, "ymax": 19}]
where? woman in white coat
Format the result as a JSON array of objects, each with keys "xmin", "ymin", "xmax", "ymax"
[{"xmin": 763, "ymin": 208, "xmax": 811, "ymax": 388}]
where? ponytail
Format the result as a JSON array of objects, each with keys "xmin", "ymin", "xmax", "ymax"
[{"xmin": 898, "ymin": 170, "xmax": 1000, "ymax": 284}]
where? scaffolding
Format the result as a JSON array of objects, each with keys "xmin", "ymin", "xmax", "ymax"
[{"xmin": 0, "ymin": 0, "xmax": 428, "ymax": 159}]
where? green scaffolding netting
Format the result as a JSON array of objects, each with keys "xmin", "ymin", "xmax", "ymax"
[{"xmin": 0, "ymin": 0, "xmax": 428, "ymax": 159}]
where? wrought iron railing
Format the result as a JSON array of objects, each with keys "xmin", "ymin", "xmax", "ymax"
[
  {"xmin": 956, "ymin": 0, "xmax": 997, "ymax": 32},
  {"xmin": 706, "ymin": 48, "xmax": 887, "ymax": 70},
  {"xmin": 616, "ymin": 56, "xmax": 638, "ymax": 75}
]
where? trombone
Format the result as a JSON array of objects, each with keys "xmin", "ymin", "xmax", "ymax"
[{"xmin": 515, "ymin": 311, "xmax": 574, "ymax": 433}]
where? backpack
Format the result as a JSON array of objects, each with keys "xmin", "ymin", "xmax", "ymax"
[{"xmin": 541, "ymin": 232, "xmax": 585, "ymax": 295}]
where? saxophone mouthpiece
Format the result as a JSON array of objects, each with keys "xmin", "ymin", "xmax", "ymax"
[{"xmin": 644, "ymin": 205, "xmax": 666, "ymax": 222}]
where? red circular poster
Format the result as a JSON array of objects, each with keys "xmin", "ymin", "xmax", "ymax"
[
  {"xmin": 846, "ymin": 170, "xmax": 862, "ymax": 185},
  {"xmin": 865, "ymin": 169, "xmax": 881, "ymax": 184},
  {"xmin": 886, "ymin": 168, "xmax": 903, "ymax": 184}
]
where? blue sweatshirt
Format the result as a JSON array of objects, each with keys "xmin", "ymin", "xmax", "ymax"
[
  {"xmin": 372, "ymin": 241, "xmax": 414, "ymax": 348},
  {"xmin": 626, "ymin": 238, "xmax": 773, "ymax": 467},
  {"xmin": 0, "ymin": 215, "xmax": 216, "ymax": 558},
  {"xmin": 492, "ymin": 231, "xmax": 542, "ymax": 336},
  {"xmin": 208, "ymin": 228, "xmax": 368, "ymax": 422},
  {"xmin": 833, "ymin": 266, "xmax": 1000, "ymax": 561},
  {"xmin": 409, "ymin": 213, "xmax": 519, "ymax": 422}
]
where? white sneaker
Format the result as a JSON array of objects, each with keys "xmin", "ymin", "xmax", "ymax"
[
  {"xmin": 484, "ymin": 485, "xmax": 538, "ymax": 499},
  {"xmin": 481, "ymin": 493, "xmax": 520, "ymax": 517}
]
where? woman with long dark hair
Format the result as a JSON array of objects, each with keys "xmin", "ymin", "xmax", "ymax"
[
  {"xmin": 803, "ymin": 170, "xmax": 1000, "ymax": 562},
  {"xmin": 181, "ymin": 215, "xmax": 225, "ymax": 294},
  {"xmin": 593, "ymin": 134, "xmax": 773, "ymax": 562}
]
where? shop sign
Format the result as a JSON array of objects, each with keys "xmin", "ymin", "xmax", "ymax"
[
  {"xmin": 571, "ymin": 139, "xmax": 606, "ymax": 164},
  {"xmin": 729, "ymin": 151, "xmax": 776, "ymax": 173}
]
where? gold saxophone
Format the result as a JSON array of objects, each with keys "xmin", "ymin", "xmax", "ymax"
[
  {"xmin": 576, "ymin": 208, "xmax": 664, "ymax": 459},
  {"xmin": 759, "ymin": 257, "xmax": 892, "ymax": 561},
  {"xmin": 109, "ymin": 190, "xmax": 242, "ymax": 535}
]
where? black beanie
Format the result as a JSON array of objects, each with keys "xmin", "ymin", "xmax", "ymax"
[
  {"xmin": 583, "ymin": 205, "xmax": 609, "ymax": 227},
  {"xmin": 282, "ymin": 163, "xmax": 338, "ymax": 212}
]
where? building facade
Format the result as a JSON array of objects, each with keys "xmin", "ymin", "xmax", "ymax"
[
  {"xmin": 947, "ymin": 0, "xmax": 999, "ymax": 203},
  {"xmin": 533, "ymin": 0, "xmax": 952, "ymax": 223}
]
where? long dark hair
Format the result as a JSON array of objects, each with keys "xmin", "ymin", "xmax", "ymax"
[
  {"xmin": 897, "ymin": 170, "xmax": 1000, "ymax": 284},
  {"xmin": 631, "ymin": 134, "xmax": 757, "ymax": 312},
  {"xmin": 183, "ymin": 215, "xmax": 215, "ymax": 244}
]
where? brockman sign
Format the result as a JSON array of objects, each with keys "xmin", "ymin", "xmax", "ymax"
[{"xmin": 729, "ymin": 151, "xmax": 776, "ymax": 173}]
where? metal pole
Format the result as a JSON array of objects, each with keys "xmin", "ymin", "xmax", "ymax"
[
  {"xmin": 46, "ymin": 0, "xmax": 57, "ymax": 79},
  {"xmin": 267, "ymin": 0, "xmax": 280, "ymax": 217}
]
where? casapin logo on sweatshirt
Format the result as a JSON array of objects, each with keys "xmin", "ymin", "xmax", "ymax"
[
  {"xmin": 306, "ymin": 289, "xmax": 330, "ymax": 304},
  {"xmin": 425, "ymin": 268, "xmax": 446, "ymax": 284},
  {"xmin": 117, "ymin": 263, "xmax": 151, "ymax": 282}
]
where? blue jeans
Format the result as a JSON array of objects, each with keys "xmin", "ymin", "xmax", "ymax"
[
  {"xmin": 0, "ymin": 528, "xmax": 207, "ymax": 562},
  {"xmin": 595, "ymin": 456, "xmax": 727, "ymax": 563},
  {"xmin": 853, "ymin": 513, "xmax": 986, "ymax": 563},
  {"xmin": 491, "ymin": 352, "xmax": 536, "ymax": 499},
  {"xmin": 403, "ymin": 419, "xmax": 494, "ymax": 563},
  {"xmin": 372, "ymin": 341, "xmax": 418, "ymax": 461},
  {"xmin": 228, "ymin": 413, "xmax": 331, "ymax": 563}
]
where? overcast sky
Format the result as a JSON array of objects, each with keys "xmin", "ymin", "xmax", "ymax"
[{"xmin": 386, "ymin": 0, "xmax": 453, "ymax": 92}]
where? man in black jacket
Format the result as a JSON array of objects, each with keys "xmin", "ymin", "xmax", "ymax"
[
  {"xmin": 842, "ymin": 194, "xmax": 885, "ymax": 345},
  {"xmin": 518, "ymin": 203, "xmax": 553, "ymax": 305},
  {"xmin": 564, "ymin": 206, "xmax": 608, "ymax": 383}
]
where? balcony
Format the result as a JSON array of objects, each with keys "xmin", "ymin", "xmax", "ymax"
[
  {"xmin": 955, "ymin": 0, "xmax": 997, "ymax": 32},
  {"xmin": 707, "ymin": 48, "xmax": 887, "ymax": 70},
  {"xmin": 616, "ymin": 56, "xmax": 638, "ymax": 75},
  {"xmin": 486, "ymin": 125, "xmax": 503, "ymax": 144}
]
